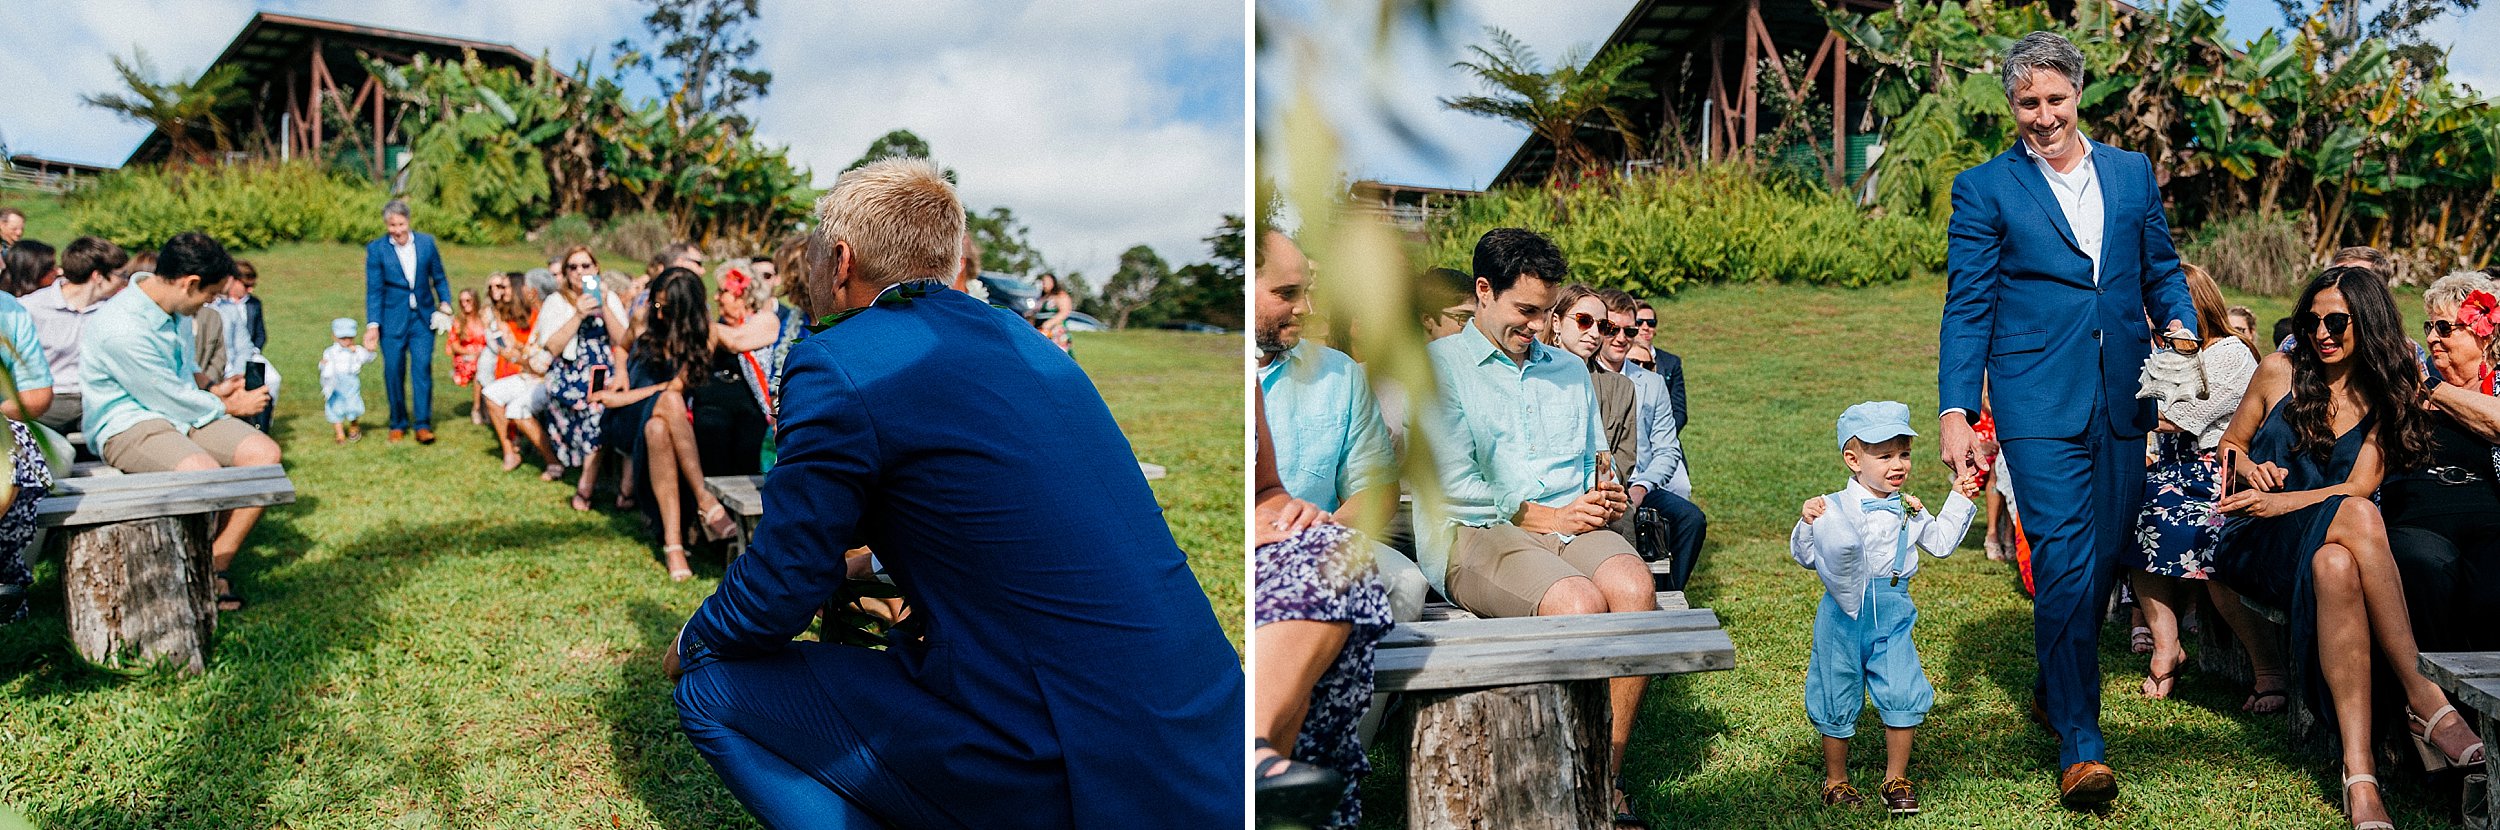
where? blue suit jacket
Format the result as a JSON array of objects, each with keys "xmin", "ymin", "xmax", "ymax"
[
  {"xmin": 681, "ymin": 286, "xmax": 1242, "ymax": 828},
  {"xmin": 1940, "ymin": 142, "xmax": 2197, "ymax": 440},
  {"xmin": 364, "ymin": 233, "xmax": 452, "ymax": 333}
]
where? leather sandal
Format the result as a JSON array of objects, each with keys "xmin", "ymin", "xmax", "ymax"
[
  {"xmin": 699, "ymin": 504, "xmax": 738, "ymax": 543},
  {"xmin": 661, "ymin": 545, "xmax": 692, "ymax": 582},
  {"xmin": 2342, "ymin": 772, "xmax": 2394, "ymax": 830},
  {"xmin": 1613, "ymin": 775, "xmax": 1651, "ymax": 828},
  {"xmin": 1253, "ymin": 737, "xmax": 1342, "ymax": 829},
  {"xmin": 213, "ymin": 570, "xmax": 246, "ymax": 612},
  {"xmin": 2410, "ymin": 703, "xmax": 2489, "ymax": 771}
]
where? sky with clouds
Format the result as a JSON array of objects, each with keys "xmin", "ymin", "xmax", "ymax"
[
  {"xmin": 1261, "ymin": 0, "xmax": 2500, "ymax": 191},
  {"xmin": 0, "ymin": 0, "xmax": 1246, "ymax": 282}
]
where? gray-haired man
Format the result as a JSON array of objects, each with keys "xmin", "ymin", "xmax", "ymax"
[{"xmin": 362, "ymin": 200, "xmax": 454, "ymax": 443}]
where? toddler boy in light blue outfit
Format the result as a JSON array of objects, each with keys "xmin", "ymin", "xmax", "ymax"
[{"xmin": 1791, "ymin": 400, "xmax": 1979, "ymax": 814}]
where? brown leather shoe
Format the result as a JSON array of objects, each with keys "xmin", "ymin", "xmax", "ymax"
[
  {"xmin": 2031, "ymin": 693, "xmax": 2059, "ymax": 742},
  {"xmin": 2058, "ymin": 761, "xmax": 2117, "ymax": 809},
  {"xmin": 414, "ymin": 428, "xmax": 436, "ymax": 445},
  {"xmin": 1880, "ymin": 777, "xmax": 1919, "ymax": 815},
  {"xmin": 1820, "ymin": 780, "xmax": 1866, "ymax": 808},
  {"xmin": 388, "ymin": 429, "xmax": 405, "ymax": 442}
]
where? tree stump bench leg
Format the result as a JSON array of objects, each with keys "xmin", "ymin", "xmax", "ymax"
[
  {"xmin": 1406, "ymin": 680, "xmax": 1612, "ymax": 829},
  {"xmin": 60, "ymin": 514, "xmax": 215, "ymax": 674}
]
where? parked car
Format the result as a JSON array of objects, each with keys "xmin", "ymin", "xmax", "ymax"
[
  {"xmin": 975, "ymin": 271, "xmax": 1039, "ymax": 319},
  {"xmin": 1063, "ymin": 311, "xmax": 1108, "ymax": 332},
  {"xmin": 1156, "ymin": 321, "xmax": 1228, "ymax": 334}
]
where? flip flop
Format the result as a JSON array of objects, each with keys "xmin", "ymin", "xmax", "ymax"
[
  {"xmin": 1253, "ymin": 738, "xmax": 1342, "ymax": 829},
  {"xmin": 213, "ymin": 569, "xmax": 246, "ymax": 612},
  {"xmin": 2244, "ymin": 689, "xmax": 2289, "ymax": 714}
]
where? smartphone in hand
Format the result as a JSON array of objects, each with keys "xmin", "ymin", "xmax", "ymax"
[
  {"xmin": 2217, "ymin": 447, "xmax": 2238, "ymax": 501},
  {"xmin": 243, "ymin": 361, "xmax": 266, "ymax": 391}
]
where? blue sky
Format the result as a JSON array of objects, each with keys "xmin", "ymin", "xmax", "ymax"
[
  {"xmin": 0, "ymin": 0, "xmax": 1247, "ymax": 281},
  {"xmin": 1263, "ymin": 0, "xmax": 2500, "ymax": 191}
]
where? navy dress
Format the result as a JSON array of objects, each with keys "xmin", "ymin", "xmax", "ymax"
[
  {"xmin": 673, "ymin": 282, "xmax": 1242, "ymax": 829},
  {"xmin": 2210, "ymin": 397, "xmax": 2372, "ymax": 729}
]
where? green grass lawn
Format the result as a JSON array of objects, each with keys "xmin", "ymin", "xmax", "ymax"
[
  {"xmin": 1357, "ymin": 273, "xmax": 2462, "ymax": 828},
  {"xmin": 0, "ymin": 232, "xmax": 1242, "ymax": 828}
]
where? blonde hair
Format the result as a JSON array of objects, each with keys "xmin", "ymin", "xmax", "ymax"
[{"xmin": 808, "ymin": 158, "xmax": 964, "ymax": 291}]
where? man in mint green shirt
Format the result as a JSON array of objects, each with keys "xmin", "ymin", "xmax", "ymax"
[
  {"xmin": 1254, "ymin": 229, "xmax": 1426, "ymax": 622},
  {"xmin": 1422, "ymin": 228, "xmax": 1655, "ymax": 820},
  {"xmin": 0, "ymin": 291, "xmax": 54, "ymax": 423},
  {"xmin": 82, "ymin": 231, "xmax": 277, "ymax": 612}
]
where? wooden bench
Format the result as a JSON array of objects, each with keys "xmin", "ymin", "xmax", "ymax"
[
  {"xmin": 703, "ymin": 461, "xmax": 1169, "ymax": 559},
  {"xmin": 1375, "ymin": 601, "xmax": 1734, "ymax": 829},
  {"xmin": 37, "ymin": 464, "xmax": 294, "ymax": 674},
  {"xmin": 2419, "ymin": 652, "xmax": 2500, "ymax": 830}
]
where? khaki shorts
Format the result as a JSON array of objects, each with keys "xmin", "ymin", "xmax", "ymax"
[
  {"xmin": 101, "ymin": 417, "xmax": 264, "ymax": 473},
  {"xmin": 1447, "ymin": 524, "xmax": 1639, "ymax": 619}
]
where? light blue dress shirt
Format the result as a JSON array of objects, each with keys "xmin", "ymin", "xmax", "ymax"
[
  {"xmin": 1424, "ymin": 327, "xmax": 1603, "ymax": 525},
  {"xmin": 1258, "ymin": 341, "xmax": 1395, "ymax": 512},
  {"xmin": 0, "ymin": 292, "xmax": 54, "ymax": 394},
  {"xmin": 1614, "ymin": 361, "xmax": 1681, "ymax": 494},
  {"xmin": 80, "ymin": 288, "xmax": 227, "ymax": 455}
]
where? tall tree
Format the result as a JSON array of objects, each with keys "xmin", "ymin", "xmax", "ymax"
[
  {"xmin": 613, "ymin": 0, "xmax": 773, "ymax": 129},
  {"xmin": 1099, "ymin": 244, "xmax": 1170, "ymax": 329},
  {"xmin": 81, "ymin": 48, "xmax": 246, "ymax": 166},
  {"xmin": 1443, "ymin": 27, "xmax": 1655, "ymax": 185},
  {"xmin": 847, "ymin": 129, "xmax": 957, "ymax": 181},
  {"xmin": 966, "ymin": 206, "xmax": 1049, "ymax": 275}
]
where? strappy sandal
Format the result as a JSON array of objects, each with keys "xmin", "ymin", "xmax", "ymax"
[
  {"xmin": 2410, "ymin": 703, "xmax": 2489, "ymax": 771},
  {"xmin": 2244, "ymin": 671, "xmax": 2290, "ymax": 714},
  {"xmin": 2130, "ymin": 626, "xmax": 2155, "ymax": 654},
  {"xmin": 213, "ymin": 570, "xmax": 246, "ymax": 612},
  {"xmin": 2342, "ymin": 772, "xmax": 2394, "ymax": 830},
  {"xmin": 699, "ymin": 504, "xmax": 738, "ymax": 543},
  {"xmin": 661, "ymin": 545, "xmax": 692, "ymax": 582},
  {"xmin": 1253, "ymin": 737, "xmax": 1342, "ymax": 829},
  {"xmin": 1613, "ymin": 775, "xmax": 1652, "ymax": 828},
  {"xmin": 570, "ymin": 491, "xmax": 594, "ymax": 512}
]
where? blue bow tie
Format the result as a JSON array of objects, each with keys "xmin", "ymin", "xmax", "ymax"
[{"xmin": 1861, "ymin": 494, "xmax": 1905, "ymax": 514}]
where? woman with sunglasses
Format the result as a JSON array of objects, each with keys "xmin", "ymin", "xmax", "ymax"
[
  {"xmin": 2123, "ymin": 265, "xmax": 2279, "ymax": 708},
  {"xmin": 2382, "ymin": 273, "xmax": 2500, "ymax": 718},
  {"xmin": 2209, "ymin": 266, "xmax": 2483, "ymax": 829}
]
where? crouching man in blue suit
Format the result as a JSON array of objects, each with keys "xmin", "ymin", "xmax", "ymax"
[
  {"xmin": 663, "ymin": 158, "xmax": 1243, "ymax": 829},
  {"xmin": 1934, "ymin": 32, "xmax": 2198, "ymax": 811}
]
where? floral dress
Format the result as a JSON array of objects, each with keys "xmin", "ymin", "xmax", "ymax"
[
  {"xmin": 448, "ymin": 319, "xmax": 488, "ymax": 386},
  {"xmin": 0, "ymin": 420, "xmax": 53, "ymax": 624},
  {"xmin": 1253, "ymin": 522, "xmax": 1392, "ymax": 830},
  {"xmin": 2129, "ymin": 431, "xmax": 2222, "ymax": 579},
  {"xmin": 544, "ymin": 308, "xmax": 613, "ymax": 468}
]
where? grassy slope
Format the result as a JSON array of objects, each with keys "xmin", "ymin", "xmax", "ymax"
[
  {"xmin": 0, "ymin": 227, "xmax": 1242, "ymax": 828},
  {"xmin": 1359, "ymin": 274, "xmax": 2462, "ymax": 829}
]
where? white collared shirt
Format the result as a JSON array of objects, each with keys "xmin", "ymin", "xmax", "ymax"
[
  {"xmin": 392, "ymin": 236, "xmax": 419, "ymax": 307},
  {"xmin": 2026, "ymin": 136, "xmax": 2104, "ymax": 285}
]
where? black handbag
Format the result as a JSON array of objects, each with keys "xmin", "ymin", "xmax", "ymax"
[{"xmin": 1635, "ymin": 506, "xmax": 1669, "ymax": 564}]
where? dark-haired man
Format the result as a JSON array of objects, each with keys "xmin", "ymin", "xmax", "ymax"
[
  {"xmin": 84, "ymin": 231, "xmax": 277, "ymax": 611},
  {"xmin": 0, "ymin": 208, "xmax": 23, "ymax": 257},
  {"xmin": 1423, "ymin": 227, "xmax": 1655, "ymax": 820},
  {"xmin": 25, "ymin": 236, "xmax": 132, "ymax": 433}
]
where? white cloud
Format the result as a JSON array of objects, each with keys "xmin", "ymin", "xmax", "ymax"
[{"xmin": 0, "ymin": 0, "xmax": 1244, "ymax": 280}]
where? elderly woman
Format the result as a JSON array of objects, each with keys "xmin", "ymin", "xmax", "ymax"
[
  {"xmin": 2209, "ymin": 267, "xmax": 2485, "ymax": 828},
  {"xmin": 2390, "ymin": 272, "xmax": 2500, "ymax": 663}
]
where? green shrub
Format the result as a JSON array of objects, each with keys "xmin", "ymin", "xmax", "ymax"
[
  {"xmin": 599, "ymin": 212, "xmax": 676, "ymax": 267},
  {"xmin": 65, "ymin": 161, "xmax": 512, "ymax": 252},
  {"xmin": 538, "ymin": 214, "xmax": 597, "ymax": 259},
  {"xmin": 2184, "ymin": 211, "xmax": 2308, "ymax": 297},
  {"xmin": 1421, "ymin": 164, "xmax": 1944, "ymax": 296}
]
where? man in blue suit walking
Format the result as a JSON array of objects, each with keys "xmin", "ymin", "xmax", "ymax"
[
  {"xmin": 663, "ymin": 158, "xmax": 1242, "ymax": 828},
  {"xmin": 362, "ymin": 200, "xmax": 453, "ymax": 444},
  {"xmin": 1935, "ymin": 32, "xmax": 2198, "ymax": 810}
]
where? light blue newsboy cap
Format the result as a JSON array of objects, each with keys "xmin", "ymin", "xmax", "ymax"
[{"xmin": 1837, "ymin": 400, "xmax": 1918, "ymax": 450}]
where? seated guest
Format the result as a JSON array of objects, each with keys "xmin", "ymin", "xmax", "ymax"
[
  {"xmin": 82, "ymin": 231, "xmax": 276, "ymax": 612},
  {"xmin": 593, "ymin": 267, "xmax": 741, "ymax": 581},
  {"xmin": 1, "ymin": 240, "xmax": 57, "ymax": 297},
  {"xmin": 24, "ymin": 237, "xmax": 131, "ymax": 434},
  {"xmin": 1255, "ymin": 228, "xmax": 1427, "ymax": 622},
  {"xmin": 2272, "ymin": 247, "xmax": 2439, "ymax": 383},
  {"xmin": 1253, "ymin": 390, "xmax": 1391, "ymax": 830},
  {"xmin": 1598, "ymin": 289, "xmax": 1708, "ymax": 589},
  {"xmin": 212, "ymin": 260, "xmax": 277, "ymax": 432},
  {"xmin": 1630, "ymin": 297, "xmax": 1687, "ymax": 433},
  {"xmin": 665, "ymin": 158, "xmax": 1239, "ymax": 826},
  {"xmin": 2210, "ymin": 267, "xmax": 2483, "ymax": 828},
  {"xmin": 482, "ymin": 272, "xmax": 559, "ymax": 472},
  {"xmin": 1421, "ymin": 227, "xmax": 1653, "ymax": 824},
  {"xmin": 2391, "ymin": 272, "xmax": 2500, "ymax": 657},
  {"xmin": 1544, "ymin": 283, "xmax": 1641, "ymax": 539}
]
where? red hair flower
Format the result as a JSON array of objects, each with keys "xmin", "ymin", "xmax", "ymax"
[{"xmin": 2461, "ymin": 289, "xmax": 2498, "ymax": 338}]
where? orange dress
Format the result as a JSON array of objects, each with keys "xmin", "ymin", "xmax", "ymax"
[{"xmin": 448, "ymin": 320, "xmax": 489, "ymax": 386}]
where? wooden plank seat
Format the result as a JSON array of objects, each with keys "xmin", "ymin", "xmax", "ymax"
[
  {"xmin": 37, "ymin": 464, "xmax": 294, "ymax": 674},
  {"xmin": 702, "ymin": 460, "xmax": 1169, "ymax": 559},
  {"xmin": 2418, "ymin": 653, "xmax": 2500, "ymax": 829},
  {"xmin": 1374, "ymin": 604, "xmax": 1734, "ymax": 829}
]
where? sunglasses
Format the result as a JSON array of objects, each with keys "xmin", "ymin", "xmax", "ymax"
[
  {"xmin": 1564, "ymin": 312, "xmax": 1622, "ymax": 337},
  {"xmin": 1634, "ymin": 317, "xmax": 1657, "ymax": 328},
  {"xmin": 566, "ymin": 261, "xmax": 597, "ymax": 271},
  {"xmin": 2158, "ymin": 332, "xmax": 2203, "ymax": 353},
  {"xmin": 2425, "ymin": 319, "xmax": 2479, "ymax": 338},
  {"xmin": 2295, "ymin": 311, "xmax": 2353, "ymax": 339},
  {"xmin": 1427, "ymin": 308, "xmax": 1474, "ymax": 326}
]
